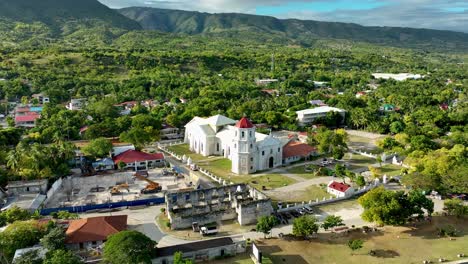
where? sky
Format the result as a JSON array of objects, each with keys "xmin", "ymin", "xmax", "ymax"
[{"xmin": 99, "ymin": 0, "xmax": 468, "ymax": 33}]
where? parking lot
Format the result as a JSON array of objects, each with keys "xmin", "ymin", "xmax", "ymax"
[{"xmin": 45, "ymin": 168, "xmax": 193, "ymax": 208}]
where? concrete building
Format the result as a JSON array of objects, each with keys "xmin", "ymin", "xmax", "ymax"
[
  {"xmin": 161, "ymin": 124, "xmax": 182, "ymax": 140},
  {"xmin": 184, "ymin": 115, "xmax": 283, "ymax": 174},
  {"xmin": 67, "ymin": 98, "xmax": 86, "ymax": 111},
  {"xmin": 296, "ymin": 106, "xmax": 346, "ymax": 126},
  {"xmin": 166, "ymin": 184, "xmax": 272, "ymax": 229},
  {"xmin": 14, "ymin": 105, "xmax": 43, "ymax": 128},
  {"xmin": 255, "ymin": 79, "xmax": 278, "ymax": 86},
  {"xmin": 152, "ymin": 237, "xmax": 246, "ymax": 264},
  {"xmin": 372, "ymin": 73, "xmax": 423, "ymax": 81},
  {"xmin": 6, "ymin": 179, "xmax": 48, "ymax": 195},
  {"xmin": 31, "ymin": 93, "xmax": 50, "ymax": 104},
  {"xmin": 65, "ymin": 215, "xmax": 127, "ymax": 250},
  {"xmin": 327, "ymin": 181, "xmax": 354, "ymax": 198}
]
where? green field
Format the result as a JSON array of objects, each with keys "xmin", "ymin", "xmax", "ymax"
[
  {"xmin": 380, "ymin": 164, "xmax": 403, "ymax": 177},
  {"xmin": 260, "ymin": 216, "xmax": 468, "ymax": 264}
]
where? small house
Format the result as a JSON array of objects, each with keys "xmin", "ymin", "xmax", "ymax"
[
  {"xmin": 66, "ymin": 215, "xmax": 127, "ymax": 250},
  {"xmin": 6, "ymin": 179, "xmax": 48, "ymax": 195},
  {"xmin": 327, "ymin": 181, "xmax": 354, "ymax": 198},
  {"xmin": 282, "ymin": 140, "xmax": 317, "ymax": 164}
]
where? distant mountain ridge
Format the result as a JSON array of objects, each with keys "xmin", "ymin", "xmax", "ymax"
[
  {"xmin": 118, "ymin": 7, "xmax": 468, "ymax": 50},
  {"xmin": 0, "ymin": 0, "xmax": 141, "ymax": 30}
]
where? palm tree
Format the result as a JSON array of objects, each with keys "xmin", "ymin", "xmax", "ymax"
[{"xmin": 6, "ymin": 149, "xmax": 20, "ymax": 172}]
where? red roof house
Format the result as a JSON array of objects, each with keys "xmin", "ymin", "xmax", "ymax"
[
  {"xmin": 282, "ymin": 140, "xmax": 317, "ymax": 164},
  {"xmin": 236, "ymin": 117, "xmax": 254, "ymax": 129},
  {"xmin": 327, "ymin": 181, "xmax": 354, "ymax": 197},
  {"xmin": 113, "ymin": 149, "xmax": 165, "ymax": 170},
  {"xmin": 65, "ymin": 215, "xmax": 127, "ymax": 248}
]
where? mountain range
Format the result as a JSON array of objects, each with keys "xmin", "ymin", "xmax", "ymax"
[
  {"xmin": 118, "ymin": 7, "xmax": 468, "ymax": 50},
  {"xmin": 0, "ymin": 0, "xmax": 467, "ymax": 51}
]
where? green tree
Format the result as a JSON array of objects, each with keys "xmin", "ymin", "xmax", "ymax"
[
  {"xmin": 256, "ymin": 215, "xmax": 279, "ymax": 238},
  {"xmin": 1, "ymin": 206, "xmax": 31, "ymax": 224},
  {"xmin": 292, "ymin": 215, "xmax": 318, "ymax": 238},
  {"xmin": 355, "ymin": 175, "xmax": 366, "ymax": 187},
  {"xmin": 334, "ymin": 164, "xmax": 347, "ymax": 183},
  {"xmin": 0, "ymin": 220, "xmax": 45, "ymax": 260},
  {"xmin": 82, "ymin": 137, "xmax": 112, "ymax": 158},
  {"xmin": 358, "ymin": 187, "xmax": 434, "ymax": 225},
  {"xmin": 321, "ymin": 215, "xmax": 344, "ymax": 231},
  {"xmin": 12, "ymin": 249, "xmax": 42, "ymax": 264},
  {"xmin": 120, "ymin": 127, "xmax": 158, "ymax": 150},
  {"xmin": 443, "ymin": 198, "xmax": 468, "ymax": 217},
  {"xmin": 41, "ymin": 227, "xmax": 66, "ymax": 251},
  {"xmin": 173, "ymin": 251, "xmax": 193, "ymax": 264},
  {"xmin": 347, "ymin": 239, "xmax": 364, "ymax": 255},
  {"xmin": 103, "ymin": 231, "xmax": 156, "ymax": 264},
  {"xmin": 44, "ymin": 249, "xmax": 83, "ymax": 264}
]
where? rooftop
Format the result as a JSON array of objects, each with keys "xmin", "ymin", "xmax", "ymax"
[
  {"xmin": 296, "ymin": 106, "xmax": 346, "ymax": 115},
  {"xmin": 328, "ymin": 181, "xmax": 351, "ymax": 192},
  {"xmin": 283, "ymin": 140, "xmax": 316, "ymax": 159},
  {"xmin": 112, "ymin": 149, "xmax": 164, "ymax": 164},
  {"xmin": 235, "ymin": 117, "xmax": 254, "ymax": 129},
  {"xmin": 156, "ymin": 237, "xmax": 235, "ymax": 257},
  {"xmin": 66, "ymin": 215, "xmax": 127, "ymax": 244}
]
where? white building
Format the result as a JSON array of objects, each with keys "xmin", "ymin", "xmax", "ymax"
[
  {"xmin": 184, "ymin": 115, "xmax": 283, "ymax": 174},
  {"xmin": 372, "ymin": 73, "xmax": 423, "ymax": 81},
  {"xmin": 67, "ymin": 98, "xmax": 86, "ymax": 111},
  {"xmin": 296, "ymin": 106, "xmax": 346, "ymax": 126},
  {"xmin": 327, "ymin": 181, "xmax": 354, "ymax": 198}
]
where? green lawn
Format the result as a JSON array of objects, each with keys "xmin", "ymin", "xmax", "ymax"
[
  {"xmin": 342, "ymin": 152, "xmax": 377, "ymax": 169},
  {"xmin": 380, "ymin": 164, "xmax": 403, "ymax": 177},
  {"xmin": 260, "ymin": 216, "xmax": 468, "ymax": 264},
  {"xmin": 249, "ymin": 174, "xmax": 296, "ymax": 190},
  {"xmin": 288, "ymin": 185, "xmax": 330, "ymax": 202},
  {"xmin": 208, "ymin": 254, "xmax": 254, "ymax": 264},
  {"xmin": 199, "ymin": 158, "xmax": 233, "ymax": 177},
  {"xmin": 286, "ymin": 165, "xmax": 333, "ymax": 179},
  {"xmin": 166, "ymin": 144, "xmax": 206, "ymax": 161}
]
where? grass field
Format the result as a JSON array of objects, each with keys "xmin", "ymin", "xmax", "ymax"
[
  {"xmin": 167, "ymin": 144, "xmax": 206, "ymax": 162},
  {"xmin": 249, "ymin": 174, "xmax": 296, "ymax": 190},
  {"xmin": 268, "ymin": 184, "xmax": 330, "ymax": 202},
  {"xmin": 258, "ymin": 216, "xmax": 468, "ymax": 264},
  {"xmin": 380, "ymin": 164, "xmax": 403, "ymax": 177}
]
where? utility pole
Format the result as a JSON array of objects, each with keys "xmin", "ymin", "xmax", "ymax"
[{"xmin": 271, "ymin": 53, "xmax": 275, "ymax": 77}]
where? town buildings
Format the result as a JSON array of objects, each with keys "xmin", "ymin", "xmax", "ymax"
[
  {"xmin": 14, "ymin": 105, "xmax": 43, "ymax": 127},
  {"xmin": 184, "ymin": 115, "xmax": 283, "ymax": 174},
  {"xmin": 66, "ymin": 98, "xmax": 86, "ymax": 111},
  {"xmin": 282, "ymin": 140, "xmax": 317, "ymax": 164},
  {"xmin": 160, "ymin": 124, "xmax": 182, "ymax": 140},
  {"xmin": 296, "ymin": 106, "xmax": 346, "ymax": 126}
]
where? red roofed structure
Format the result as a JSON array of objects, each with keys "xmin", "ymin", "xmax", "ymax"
[
  {"xmin": 15, "ymin": 113, "xmax": 40, "ymax": 127},
  {"xmin": 327, "ymin": 181, "xmax": 354, "ymax": 198},
  {"xmin": 66, "ymin": 215, "xmax": 127, "ymax": 250},
  {"xmin": 282, "ymin": 140, "xmax": 317, "ymax": 164},
  {"xmin": 113, "ymin": 149, "xmax": 165, "ymax": 170},
  {"xmin": 235, "ymin": 117, "xmax": 254, "ymax": 129}
]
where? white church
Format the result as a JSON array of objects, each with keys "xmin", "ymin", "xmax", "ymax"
[{"xmin": 184, "ymin": 115, "xmax": 284, "ymax": 174}]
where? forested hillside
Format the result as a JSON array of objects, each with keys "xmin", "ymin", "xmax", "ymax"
[
  {"xmin": 119, "ymin": 7, "xmax": 468, "ymax": 52},
  {"xmin": 0, "ymin": 0, "xmax": 141, "ymax": 31}
]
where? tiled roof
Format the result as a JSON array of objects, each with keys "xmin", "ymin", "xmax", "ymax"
[
  {"xmin": 113, "ymin": 150, "xmax": 164, "ymax": 164},
  {"xmin": 65, "ymin": 215, "xmax": 127, "ymax": 244},
  {"xmin": 235, "ymin": 117, "xmax": 254, "ymax": 129},
  {"xmin": 15, "ymin": 114, "xmax": 40, "ymax": 122},
  {"xmin": 283, "ymin": 140, "xmax": 316, "ymax": 159},
  {"xmin": 328, "ymin": 181, "xmax": 351, "ymax": 192}
]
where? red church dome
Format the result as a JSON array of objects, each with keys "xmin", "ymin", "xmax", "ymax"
[{"xmin": 235, "ymin": 117, "xmax": 254, "ymax": 128}]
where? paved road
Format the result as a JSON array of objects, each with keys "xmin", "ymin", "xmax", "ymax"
[{"xmin": 164, "ymin": 155, "xmax": 217, "ymax": 189}]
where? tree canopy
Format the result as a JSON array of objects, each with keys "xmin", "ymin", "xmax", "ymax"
[{"xmin": 103, "ymin": 231, "xmax": 156, "ymax": 264}]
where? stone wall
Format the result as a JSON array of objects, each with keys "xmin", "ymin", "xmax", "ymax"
[{"xmin": 166, "ymin": 184, "xmax": 272, "ymax": 229}]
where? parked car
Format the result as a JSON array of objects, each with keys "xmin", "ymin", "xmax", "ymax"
[{"xmin": 200, "ymin": 226, "xmax": 218, "ymax": 236}]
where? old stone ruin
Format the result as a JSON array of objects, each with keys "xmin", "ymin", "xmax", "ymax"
[{"xmin": 165, "ymin": 184, "xmax": 272, "ymax": 229}]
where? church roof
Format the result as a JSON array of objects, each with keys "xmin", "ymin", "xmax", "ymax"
[
  {"xmin": 206, "ymin": 115, "xmax": 236, "ymax": 127},
  {"xmin": 258, "ymin": 134, "xmax": 281, "ymax": 147},
  {"xmin": 236, "ymin": 117, "xmax": 254, "ymax": 128}
]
